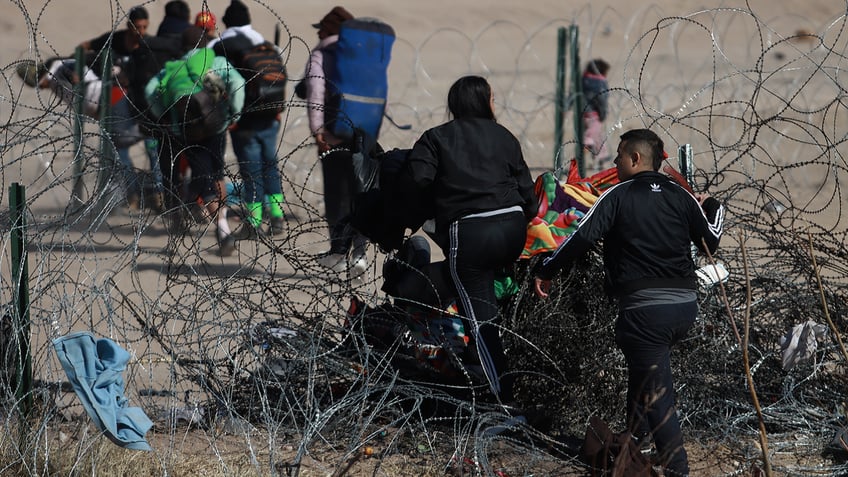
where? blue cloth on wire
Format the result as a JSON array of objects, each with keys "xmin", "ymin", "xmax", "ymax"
[{"xmin": 53, "ymin": 331, "xmax": 152, "ymax": 451}]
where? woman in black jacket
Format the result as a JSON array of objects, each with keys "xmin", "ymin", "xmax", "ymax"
[{"xmin": 403, "ymin": 75, "xmax": 538, "ymax": 404}]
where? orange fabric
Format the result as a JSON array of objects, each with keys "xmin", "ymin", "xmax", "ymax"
[{"xmin": 521, "ymin": 159, "xmax": 619, "ymax": 259}]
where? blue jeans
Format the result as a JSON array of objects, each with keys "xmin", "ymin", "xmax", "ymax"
[
  {"xmin": 117, "ymin": 137, "xmax": 163, "ymax": 195},
  {"xmin": 111, "ymin": 96, "xmax": 162, "ymax": 195},
  {"xmin": 229, "ymin": 121, "xmax": 282, "ymax": 203}
]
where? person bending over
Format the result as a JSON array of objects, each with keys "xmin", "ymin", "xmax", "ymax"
[{"xmin": 401, "ymin": 75, "xmax": 538, "ymax": 405}]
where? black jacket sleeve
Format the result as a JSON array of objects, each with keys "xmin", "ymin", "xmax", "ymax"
[
  {"xmin": 532, "ymin": 186, "xmax": 618, "ymax": 279},
  {"xmin": 404, "ymin": 131, "xmax": 439, "ymax": 190},
  {"xmin": 532, "ymin": 233, "xmax": 595, "ymax": 280},
  {"xmin": 511, "ymin": 149, "xmax": 538, "ymax": 221},
  {"xmin": 691, "ymin": 196, "xmax": 724, "ymax": 254}
]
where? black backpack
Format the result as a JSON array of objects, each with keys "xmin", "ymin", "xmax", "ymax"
[
  {"xmin": 349, "ymin": 134, "xmax": 432, "ymax": 253},
  {"xmin": 239, "ymin": 41, "xmax": 287, "ymax": 115},
  {"xmin": 215, "ymin": 36, "xmax": 287, "ymax": 117}
]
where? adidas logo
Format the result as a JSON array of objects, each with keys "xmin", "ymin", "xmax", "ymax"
[{"xmin": 650, "ymin": 183, "xmax": 662, "ymax": 192}]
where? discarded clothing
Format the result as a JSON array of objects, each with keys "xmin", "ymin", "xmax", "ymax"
[
  {"xmin": 522, "ymin": 159, "xmax": 619, "ymax": 259},
  {"xmin": 778, "ymin": 320, "xmax": 828, "ymax": 371},
  {"xmin": 53, "ymin": 331, "xmax": 152, "ymax": 451}
]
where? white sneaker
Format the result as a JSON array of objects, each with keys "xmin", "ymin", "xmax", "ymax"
[
  {"xmin": 349, "ymin": 256, "xmax": 367, "ymax": 279},
  {"xmin": 317, "ymin": 253, "xmax": 347, "ymax": 273}
]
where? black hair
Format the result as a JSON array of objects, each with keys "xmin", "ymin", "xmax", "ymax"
[
  {"xmin": 165, "ymin": 0, "xmax": 190, "ymax": 21},
  {"xmin": 585, "ymin": 58, "xmax": 610, "ymax": 76},
  {"xmin": 128, "ymin": 5, "xmax": 149, "ymax": 22},
  {"xmin": 620, "ymin": 128, "xmax": 664, "ymax": 170},
  {"xmin": 222, "ymin": 0, "xmax": 251, "ymax": 28},
  {"xmin": 447, "ymin": 75, "xmax": 494, "ymax": 121},
  {"xmin": 181, "ymin": 25, "xmax": 207, "ymax": 51}
]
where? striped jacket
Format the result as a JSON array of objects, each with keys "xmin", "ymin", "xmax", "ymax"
[{"xmin": 534, "ymin": 170, "xmax": 724, "ymax": 296}]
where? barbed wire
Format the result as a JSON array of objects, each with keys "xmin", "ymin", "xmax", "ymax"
[{"xmin": 1, "ymin": 2, "xmax": 847, "ymax": 476}]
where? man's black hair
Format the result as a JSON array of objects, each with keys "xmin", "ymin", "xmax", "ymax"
[
  {"xmin": 447, "ymin": 75, "xmax": 494, "ymax": 121},
  {"xmin": 128, "ymin": 5, "xmax": 149, "ymax": 22},
  {"xmin": 586, "ymin": 59, "xmax": 610, "ymax": 76},
  {"xmin": 164, "ymin": 1, "xmax": 190, "ymax": 21},
  {"xmin": 620, "ymin": 128, "xmax": 664, "ymax": 170}
]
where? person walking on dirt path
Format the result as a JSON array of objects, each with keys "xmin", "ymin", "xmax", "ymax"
[
  {"xmin": 144, "ymin": 26, "xmax": 245, "ymax": 256},
  {"xmin": 582, "ymin": 59, "xmax": 612, "ymax": 171},
  {"xmin": 79, "ymin": 5, "xmax": 164, "ymax": 211},
  {"xmin": 300, "ymin": 6, "xmax": 373, "ymax": 277},
  {"xmin": 211, "ymin": 0, "xmax": 288, "ymax": 239}
]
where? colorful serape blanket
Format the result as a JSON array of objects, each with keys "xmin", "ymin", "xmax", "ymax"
[{"xmin": 521, "ymin": 159, "xmax": 619, "ymax": 259}]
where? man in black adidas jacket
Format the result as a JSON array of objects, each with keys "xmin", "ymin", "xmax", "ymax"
[{"xmin": 533, "ymin": 128, "xmax": 724, "ymax": 477}]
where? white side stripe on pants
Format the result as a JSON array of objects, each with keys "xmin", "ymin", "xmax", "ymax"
[{"xmin": 448, "ymin": 220, "xmax": 501, "ymax": 396}]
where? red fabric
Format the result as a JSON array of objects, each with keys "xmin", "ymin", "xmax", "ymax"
[{"xmin": 110, "ymin": 85, "xmax": 125, "ymax": 106}]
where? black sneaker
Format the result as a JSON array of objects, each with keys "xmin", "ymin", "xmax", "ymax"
[
  {"xmin": 231, "ymin": 224, "xmax": 266, "ymax": 241},
  {"xmin": 269, "ymin": 216, "xmax": 285, "ymax": 235},
  {"xmin": 165, "ymin": 210, "xmax": 187, "ymax": 236},
  {"xmin": 632, "ymin": 432, "xmax": 655, "ymax": 456}
]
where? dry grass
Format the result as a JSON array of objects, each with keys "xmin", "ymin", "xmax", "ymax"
[
  {"xmin": 0, "ymin": 419, "xmax": 457, "ymax": 477},
  {"xmin": 0, "ymin": 415, "xmax": 813, "ymax": 476}
]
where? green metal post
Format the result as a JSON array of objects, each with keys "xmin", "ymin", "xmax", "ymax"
[
  {"xmin": 72, "ymin": 47, "xmax": 86, "ymax": 204},
  {"xmin": 9, "ymin": 183, "xmax": 32, "ymax": 420},
  {"xmin": 98, "ymin": 50, "xmax": 115, "ymax": 205},
  {"xmin": 569, "ymin": 24, "xmax": 584, "ymax": 177},
  {"xmin": 553, "ymin": 27, "xmax": 567, "ymax": 173}
]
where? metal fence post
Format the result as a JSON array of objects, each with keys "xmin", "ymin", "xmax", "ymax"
[
  {"xmin": 569, "ymin": 24, "xmax": 584, "ymax": 177},
  {"xmin": 9, "ymin": 183, "xmax": 32, "ymax": 421},
  {"xmin": 679, "ymin": 144, "xmax": 699, "ymax": 261},
  {"xmin": 554, "ymin": 26, "xmax": 567, "ymax": 173},
  {"xmin": 678, "ymin": 143, "xmax": 694, "ymax": 189},
  {"xmin": 72, "ymin": 47, "xmax": 86, "ymax": 205}
]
